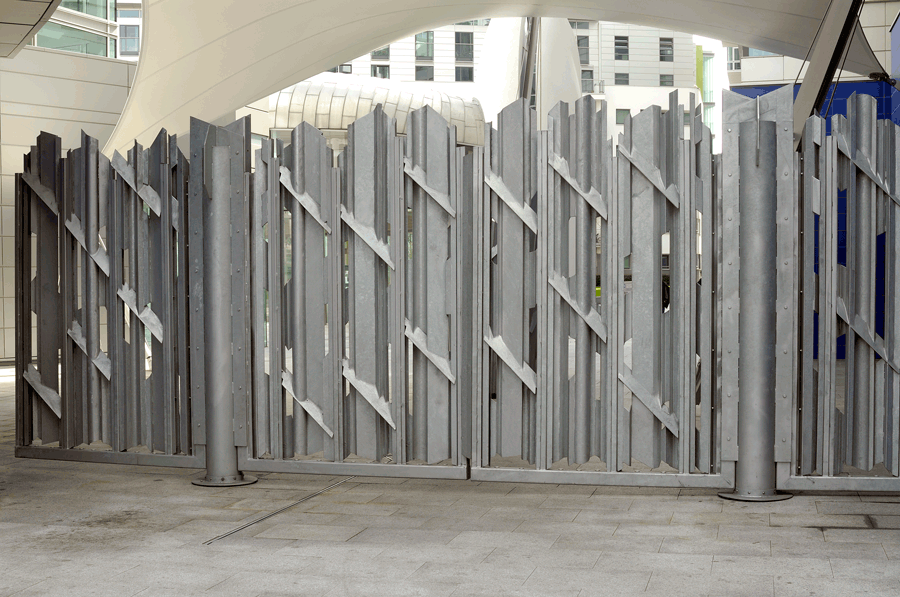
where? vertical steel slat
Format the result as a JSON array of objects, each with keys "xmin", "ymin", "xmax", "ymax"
[
  {"xmin": 545, "ymin": 103, "xmax": 566, "ymax": 466},
  {"xmin": 290, "ymin": 132, "xmax": 309, "ymax": 457},
  {"xmin": 888, "ymin": 123, "xmax": 900, "ymax": 475},
  {"xmin": 330, "ymin": 164, "xmax": 343, "ymax": 463},
  {"xmin": 801, "ymin": 116, "xmax": 822, "ymax": 475},
  {"xmin": 83, "ymin": 133, "xmax": 101, "ymax": 445},
  {"xmin": 188, "ymin": 119, "xmax": 209, "ymax": 448},
  {"xmin": 250, "ymin": 141, "xmax": 271, "ymax": 457},
  {"xmin": 148, "ymin": 132, "xmax": 171, "ymax": 454},
  {"xmin": 616, "ymin": 119, "xmax": 632, "ymax": 470},
  {"xmin": 697, "ymin": 102, "xmax": 714, "ymax": 474},
  {"xmin": 175, "ymin": 141, "xmax": 191, "ymax": 455},
  {"xmin": 107, "ymin": 151, "xmax": 123, "ymax": 452},
  {"xmin": 405, "ymin": 106, "xmax": 456, "ymax": 464},
  {"xmin": 536, "ymin": 127, "xmax": 549, "ymax": 470},
  {"xmin": 37, "ymin": 135, "xmax": 60, "ymax": 445},
  {"xmin": 823, "ymin": 128, "xmax": 838, "ymax": 477},
  {"xmin": 268, "ymin": 139, "xmax": 284, "ymax": 460},
  {"xmin": 773, "ymin": 90, "xmax": 796, "ymax": 466},
  {"xmin": 457, "ymin": 147, "xmax": 475, "ymax": 463},
  {"xmin": 627, "ymin": 106, "xmax": 664, "ymax": 469},
  {"xmin": 227, "ymin": 126, "xmax": 250, "ymax": 452},
  {"xmin": 14, "ymin": 166, "xmax": 30, "ymax": 447},
  {"xmin": 475, "ymin": 140, "xmax": 489, "ymax": 468},
  {"xmin": 137, "ymin": 148, "xmax": 153, "ymax": 447},
  {"xmin": 605, "ymin": 127, "xmax": 619, "ymax": 472}
]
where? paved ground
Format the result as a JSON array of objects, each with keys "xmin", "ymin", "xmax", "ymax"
[{"xmin": 1, "ymin": 370, "xmax": 899, "ymax": 596}]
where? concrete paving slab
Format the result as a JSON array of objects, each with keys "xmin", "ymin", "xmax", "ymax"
[
  {"xmin": 658, "ymin": 536, "xmax": 772, "ymax": 556},
  {"xmin": 644, "ymin": 570, "xmax": 775, "ymax": 597},
  {"xmin": 3, "ymin": 372, "xmax": 900, "ymax": 596}
]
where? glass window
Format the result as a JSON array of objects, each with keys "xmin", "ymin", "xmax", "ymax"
[
  {"xmin": 727, "ymin": 46, "xmax": 741, "ymax": 70},
  {"xmin": 455, "ymin": 32, "xmax": 474, "ymax": 62},
  {"xmin": 456, "ymin": 66, "xmax": 474, "ymax": 82},
  {"xmin": 109, "ymin": 0, "xmax": 116, "ymax": 21},
  {"xmin": 120, "ymin": 24, "xmax": 139, "ymax": 55},
  {"xmin": 371, "ymin": 64, "xmax": 390, "ymax": 79},
  {"xmin": 703, "ymin": 104, "xmax": 714, "ymax": 130},
  {"xmin": 61, "ymin": 1, "xmax": 107, "ymax": 19},
  {"xmin": 660, "ymin": 74, "xmax": 674, "ymax": 87},
  {"xmin": 615, "ymin": 73, "xmax": 629, "ymax": 85},
  {"xmin": 371, "ymin": 46, "xmax": 390, "ymax": 60},
  {"xmin": 327, "ymin": 64, "xmax": 351, "ymax": 74},
  {"xmin": 659, "ymin": 38, "xmax": 674, "ymax": 62},
  {"xmin": 747, "ymin": 48, "xmax": 776, "ymax": 57},
  {"xmin": 614, "ymin": 36, "xmax": 628, "ymax": 61},
  {"xmin": 36, "ymin": 22, "xmax": 107, "ymax": 56},
  {"xmin": 569, "ymin": 20, "xmax": 589, "ymax": 30},
  {"xmin": 577, "ymin": 36, "xmax": 589, "ymax": 65},
  {"xmin": 702, "ymin": 55, "xmax": 715, "ymax": 102},
  {"xmin": 250, "ymin": 134, "xmax": 264, "ymax": 171},
  {"xmin": 455, "ymin": 19, "xmax": 490, "ymax": 26},
  {"xmin": 117, "ymin": 9, "xmax": 140, "ymax": 18},
  {"xmin": 415, "ymin": 65, "xmax": 434, "ymax": 81},
  {"xmin": 616, "ymin": 109, "xmax": 629, "ymax": 124},
  {"xmin": 581, "ymin": 70, "xmax": 593, "ymax": 93},
  {"xmin": 108, "ymin": 37, "xmax": 116, "ymax": 58},
  {"xmin": 415, "ymin": 31, "xmax": 434, "ymax": 60},
  {"xmin": 684, "ymin": 111, "xmax": 691, "ymax": 125}
]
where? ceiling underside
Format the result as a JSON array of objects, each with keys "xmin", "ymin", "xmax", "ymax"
[{"xmin": 0, "ymin": 0, "xmax": 60, "ymax": 58}]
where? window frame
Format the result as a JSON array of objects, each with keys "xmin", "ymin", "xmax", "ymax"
[
  {"xmin": 581, "ymin": 69, "xmax": 593, "ymax": 93},
  {"xmin": 415, "ymin": 64, "xmax": 434, "ymax": 81},
  {"xmin": 371, "ymin": 46, "xmax": 390, "ymax": 60},
  {"xmin": 660, "ymin": 74, "xmax": 674, "ymax": 87},
  {"xmin": 455, "ymin": 31, "xmax": 474, "ymax": 62},
  {"xmin": 119, "ymin": 24, "xmax": 139, "ymax": 56},
  {"xmin": 614, "ymin": 72, "xmax": 629, "ymax": 86},
  {"xmin": 455, "ymin": 66, "xmax": 474, "ymax": 82},
  {"xmin": 415, "ymin": 31, "xmax": 434, "ymax": 61},
  {"xmin": 577, "ymin": 35, "xmax": 590, "ymax": 65},
  {"xmin": 371, "ymin": 64, "xmax": 390, "ymax": 79},
  {"xmin": 614, "ymin": 36, "xmax": 629, "ymax": 61},
  {"xmin": 659, "ymin": 37, "xmax": 674, "ymax": 62}
]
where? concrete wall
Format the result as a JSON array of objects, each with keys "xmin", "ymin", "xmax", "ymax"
[{"xmin": 0, "ymin": 46, "xmax": 136, "ymax": 360}]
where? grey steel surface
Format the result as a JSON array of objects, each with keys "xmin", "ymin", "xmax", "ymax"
[
  {"xmin": 14, "ymin": 94, "xmax": 900, "ymax": 491},
  {"xmin": 724, "ymin": 119, "xmax": 783, "ymax": 501}
]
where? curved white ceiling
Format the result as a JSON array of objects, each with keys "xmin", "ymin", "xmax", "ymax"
[{"xmin": 104, "ymin": 0, "xmax": 885, "ymax": 155}]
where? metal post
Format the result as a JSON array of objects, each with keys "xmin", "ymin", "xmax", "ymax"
[
  {"xmin": 193, "ymin": 145, "xmax": 256, "ymax": 487},
  {"xmin": 720, "ymin": 120, "xmax": 790, "ymax": 501}
]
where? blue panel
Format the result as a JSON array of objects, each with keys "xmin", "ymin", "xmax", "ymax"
[{"xmin": 733, "ymin": 83, "xmax": 894, "ymax": 360}]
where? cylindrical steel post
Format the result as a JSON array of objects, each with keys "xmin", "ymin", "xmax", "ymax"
[
  {"xmin": 193, "ymin": 144, "xmax": 256, "ymax": 487},
  {"xmin": 573, "ymin": 101, "xmax": 593, "ymax": 464},
  {"xmin": 720, "ymin": 120, "xmax": 790, "ymax": 501}
]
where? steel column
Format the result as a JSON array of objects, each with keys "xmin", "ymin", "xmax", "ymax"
[
  {"xmin": 193, "ymin": 145, "xmax": 256, "ymax": 486},
  {"xmin": 720, "ymin": 120, "xmax": 790, "ymax": 501}
]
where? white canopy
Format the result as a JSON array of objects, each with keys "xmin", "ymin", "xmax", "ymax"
[{"xmin": 104, "ymin": 0, "xmax": 886, "ymax": 155}]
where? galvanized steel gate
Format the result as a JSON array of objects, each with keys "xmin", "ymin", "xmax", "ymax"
[{"xmin": 14, "ymin": 90, "xmax": 900, "ymax": 491}]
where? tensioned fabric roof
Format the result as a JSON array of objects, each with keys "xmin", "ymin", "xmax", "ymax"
[
  {"xmin": 103, "ymin": 0, "xmax": 886, "ymax": 156},
  {"xmin": 272, "ymin": 74, "xmax": 486, "ymax": 146}
]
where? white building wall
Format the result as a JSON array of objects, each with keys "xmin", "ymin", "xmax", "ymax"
[{"xmin": 0, "ymin": 46, "xmax": 136, "ymax": 360}]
